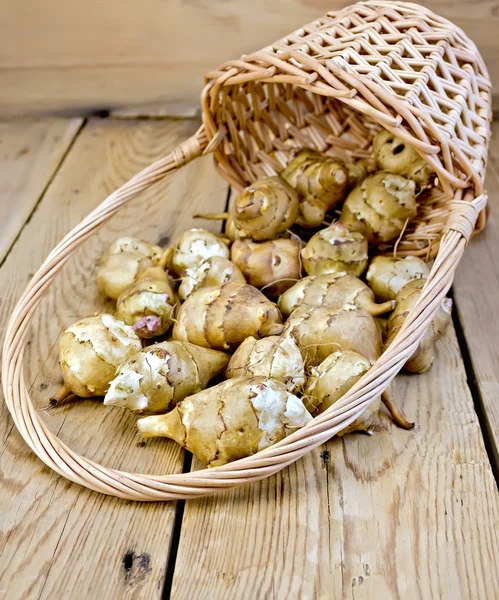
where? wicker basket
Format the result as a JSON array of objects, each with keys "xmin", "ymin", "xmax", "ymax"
[{"xmin": 2, "ymin": 1, "xmax": 491, "ymax": 501}]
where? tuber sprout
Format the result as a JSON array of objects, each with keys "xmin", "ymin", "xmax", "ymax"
[
  {"xmin": 340, "ymin": 171, "xmax": 417, "ymax": 243},
  {"xmin": 178, "ymin": 256, "xmax": 246, "ymax": 301},
  {"xmin": 301, "ymin": 222, "xmax": 368, "ymax": 277},
  {"xmin": 137, "ymin": 376, "xmax": 312, "ymax": 466},
  {"xmin": 104, "ymin": 341, "xmax": 229, "ymax": 414},
  {"xmin": 231, "ymin": 238, "xmax": 301, "ymax": 296},
  {"xmin": 173, "ymin": 282, "xmax": 284, "ymax": 350},
  {"xmin": 225, "ymin": 336, "xmax": 305, "ymax": 392},
  {"xmin": 366, "ymin": 255, "xmax": 430, "ymax": 302}
]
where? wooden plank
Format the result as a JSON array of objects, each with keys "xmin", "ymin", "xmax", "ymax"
[
  {"xmin": 453, "ymin": 121, "xmax": 499, "ymax": 465},
  {"xmin": 0, "ymin": 118, "xmax": 229, "ymax": 598},
  {"xmin": 170, "ymin": 327, "xmax": 499, "ymax": 599},
  {"xmin": 0, "ymin": 118, "xmax": 82, "ymax": 261},
  {"xmin": 1, "ymin": 0, "xmax": 499, "ymax": 117}
]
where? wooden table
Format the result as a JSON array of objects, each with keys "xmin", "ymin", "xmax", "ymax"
[{"xmin": 1, "ymin": 116, "xmax": 498, "ymax": 600}]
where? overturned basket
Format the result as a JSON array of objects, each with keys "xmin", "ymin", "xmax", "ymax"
[{"xmin": 3, "ymin": 0, "xmax": 491, "ymax": 501}]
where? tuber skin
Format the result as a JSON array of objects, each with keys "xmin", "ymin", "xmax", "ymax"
[
  {"xmin": 384, "ymin": 279, "xmax": 453, "ymax": 373},
  {"xmin": 301, "ymin": 222, "xmax": 368, "ymax": 277},
  {"xmin": 226, "ymin": 336, "xmax": 305, "ymax": 392},
  {"xmin": 373, "ymin": 129, "xmax": 434, "ymax": 189},
  {"xmin": 345, "ymin": 160, "xmax": 369, "ymax": 189},
  {"xmin": 178, "ymin": 256, "xmax": 246, "ymax": 301},
  {"xmin": 278, "ymin": 272, "xmax": 394, "ymax": 319},
  {"xmin": 366, "ymin": 255, "xmax": 430, "ymax": 302},
  {"xmin": 283, "ymin": 303, "xmax": 381, "ymax": 368},
  {"xmin": 166, "ymin": 228, "xmax": 230, "ymax": 276},
  {"xmin": 303, "ymin": 350, "xmax": 380, "ymax": 435},
  {"xmin": 104, "ymin": 341, "xmax": 229, "ymax": 414},
  {"xmin": 58, "ymin": 314, "xmax": 142, "ymax": 398},
  {"xmin": 116, "ymin": 266, "xmax": 176, "ymax": 338},
  {"xmin": 97, "ymin": 252, "xmax": 154, "ymax": 301},
  {"xmin": 231, "ymin": 238, "xmax": 301, "ymax": 296},
  {"xmin": 101, "ymin": 237, "xmax": 163, "ymax": 264},
  {"xmin": 340, "ymin": 171, "xmax": 417, "ymax": 243},
  {"xmin": 173, "ymin": 282, "xmax": 284, "ymax": 350},
  {"xmin": 281, "ymin": 150, "xmax": 349, "ymax": 227},
  {"xmin": 137, "ymin": 376, "xmax": 312, "ymax": 466}
]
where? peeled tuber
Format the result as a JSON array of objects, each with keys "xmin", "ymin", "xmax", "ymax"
[
  {"xmin": 340, "ymin": 171, "xmax": 417, "ymax": 243},
  {"xmin": 281, "ymin": 150, "xmax": 349, "ymax": 227},
  {"xmin": 231, "ymin": 238, "xmax": 301, "ymax": 296},
  {"xmin": 226, "ymin": 336, "xmax": 305, "ymax": 392},
  {"xmin": 366, "ymin": 255, "xmax": 430, "ymax": 302},
  {"xmin": 58, "ymin": 314, "xmax": 142, "ymax": 398},
  {"xmin": 166, "ymin": 228, "xmax": 230, "ymax": 275},
  {"xmin": 304, "ymin": 350, "xmax": 380, "ymax": 435},
  {"xmin": 173, "ymin": 283, "xmax": 284, "ymax": 350},
  {"xmin": 137, "ymin": 376, "xmax": 312, "ymax": 466},
  {"xmin": 301, "ymin": 222, "xmax": 368, "ymax": 277},
  {"xmin": 373, "ymin": 129, "xmax": 434, "ymax": 189},
  {"xmin": 278, "ymin": 272, "xmax": 394, "ymax": 318},
  {"xmin": 104, "ymin": 341, "xmax": 229, "ymax": 413},
  {"xmin": 178, "ymin": 256, "xmax": 245, "ymax": 301},
  {"xmin": 384, "ymin": 279, "xmax": 452, "ymax": 373},
  {"xmin": 116, "ymin": 266, "xmax": 176, "ymax": 338}
]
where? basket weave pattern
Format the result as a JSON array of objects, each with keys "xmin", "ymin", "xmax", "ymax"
[{"xmin": 2, "ymin": 1, "xmax": 491, "ymax": 501}]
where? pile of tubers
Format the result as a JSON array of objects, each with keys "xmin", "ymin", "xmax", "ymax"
[{"xmin": 52, "ymin": 128, "xmax": 452, "ymax": 467}]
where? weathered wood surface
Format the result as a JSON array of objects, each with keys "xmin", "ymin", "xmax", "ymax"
[
  {"xmin": 2, "ymin": 0, "xmax": 499, "ymax": 117},
  {"xmin": 0, "ymin": 118, "xmax": 228, "ymax": 599},
  {"xmin": 453, "ymin": 121, "xmax": 499, "ymax": 466},
  {"xmin": 0, "ymin": 118, "xmax": 83, "ymax": 262},
  {"xmin": 170, "ymin": 326, "xmax": 499, "ymax": 599}
]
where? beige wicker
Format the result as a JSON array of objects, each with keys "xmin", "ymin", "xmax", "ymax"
[{"xmin": 2, "ymin": 1, "xmax": 491, "ymax": 501}]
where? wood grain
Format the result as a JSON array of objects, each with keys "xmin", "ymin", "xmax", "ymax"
[
  {"xmin": 170, "ymin": 327, "xmax": 499, "ymax": 599},
  {"xmin": 0, "ymin": 118, "xmax": 229, "ymax": 598},
  {"xmin": 0, "ymin": 118, "xmax": 83, "ymax": 261},
  {"xmin": 453, "ymin": 121, "xmax": 499, "ymax": 466},
  {"xmin": 1, "ymin": 0, "xmax": 499, "ymax": 116}
]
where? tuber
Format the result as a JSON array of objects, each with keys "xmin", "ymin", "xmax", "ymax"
[
  {"xmin": 166, "ymin": 228, "xmax": 229, "ymax": 276},
  {"xmin": 373, "ymin": 129, "xmax": 434, "ymax": 189},
  {"xmin": 283, "ymin": 303, "xmax": 381, "ymax": 368},
  {"xmin": 104, "ymin": 341, "xmax": 229, "ymax": 414},
  {"xmin": 231, "ymin": 238, "xmax": 301, "ymax": 296},
  {"xmin": 137, "ymin": 376, "xmax": 312, "ymax": 466},
  {"xmin": 384, "ymin": 279, "xmax": 453, "ymax": 373},
  {"xmin": 101, "ymin": 236, "xmax": 163, "ymax": 264},
  {"xmin": 366, "ymin": 255, "xmax": 430, "ymax": 302},
  {"xmin": 178, "ymin": 256, "xmax": 246, "ymax": 301},
  {"xmin": 340, "ymin": 171, "xmax": 417, "ymax": 243},
  {"xmin": 173, "ymin": 282, "xmax": 284, "ymax": 350},
  {"xmin": 278, "ymin": 272, "xmax": 394, "ymax": 319},
  {"xmin": 58, "ymin": 314, "xmax": 141, "ymax": 398},
  {"xmin": 281, "ymin": 150, "xmax": 349, "ymax": 227},
  {"xmin": 303, "ymin": 350, "xmax": 380, "ymax": 434},
  {"xmin": 97, "ymin": 252, "xmax": 154, "ymax": 301},
  {"xmin": 225, "ymin": 336, "xmax": 305, "ymax": 392},
  {"xmin": 116, "ymin": 266, "xmax": 176, "ymax": 338},
  {"xmin": 301, "ymin": 222, "xmax": 368, "ymax": 277}
]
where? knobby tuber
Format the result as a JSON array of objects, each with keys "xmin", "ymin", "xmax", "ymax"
[
  {"xmin": 116, "ymin": 266, "xmax": 176, "ymax": 338},
  {"xmin": 278, "ymin": 272, "xmax": 394, "ymax": 318},
  {"xmin": 173, "ymin": 282, "xmax": 284, "ymax": 350},
  {"xmin": 165, "ymin": 228, "xmax": 229, "ymax": 276},
  {"xmin": 101, "ymin": 237, "xmax": 163, "ymax": 264},
  {"xmin": 231, "ymin": 238, "xmax": 301, "ymax": 296},
  {"xmin": 373, "ymin": 129, "xmax": 434, "ymax": 189},
  {"xmin": 384, "ymin": 279, "xmax": 453, "ymax": 373},
  {"xmin": 137, "ymin": 376, "xmax": 311, "ymax": 466},
  {"xmin": 104, "ymin": 341, "xmax": 229, "ymax": 413},
  {"xmin": 301, "ymin": 222, "xmax": 368, "ymax": 277},
  {"xmin": 366, "ymin": 255, "xmax": 429, "ymax": 302},
  {"xmin": 178, "ymin": 256, "xmax": 245, "ymax": 301},
  {"xmin": 340, "ymin": 171, "xmax": 417, "ymax": 243},
  {"xmin": 58, "ymin": 314, "xmax": 141, "ymax": 398},
  {"xmin": 226, "ymin": 336, "xmax": 305, "ymax": 392},
  {"xmin": 97, "ymin": 252, "xmax": 154, "ymax": 301}
]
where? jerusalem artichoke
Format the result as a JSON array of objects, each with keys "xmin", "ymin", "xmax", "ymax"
[
  {"xmin": 173, "ymin": 283, "xmax": 284, "ymax": 350},
  {"xmin": 366, "ymin": 255, "xmax": 430, "ymax": 302},
  {"xmin": 178, "ymin": 256, "xmax": 246, "ymax": 301},
  {"xmin": 104, "ymin": 341, "xmax": 229, "ymax": 413},
  {"xmin": 166, "ymin": 228, "xmax": 229, "ymax": 276},
  {"xmin": 137, "ymin": 376, "xmax": 311, "ymax": 466},
  {"xmin": 97, "ymin": 252, "xmax": 154, "ymax": 300},
  {"xmin": 101, "ymin": 237, "xmax": 163, "ymax": 264}
]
